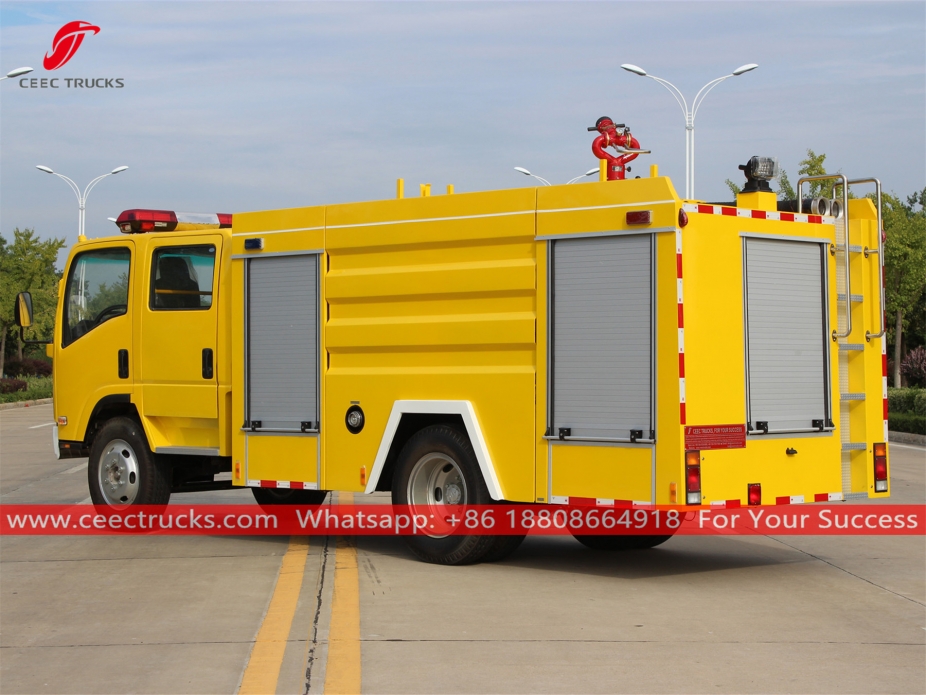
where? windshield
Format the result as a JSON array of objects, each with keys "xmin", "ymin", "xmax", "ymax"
[{"xmin": 63, "ymin": 247, "xmax": 131, "ymax": 347}]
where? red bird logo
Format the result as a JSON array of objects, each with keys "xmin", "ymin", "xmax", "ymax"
[{"xmin": 43, "ymin": 21, "xmax": 100, "ymax": 71}]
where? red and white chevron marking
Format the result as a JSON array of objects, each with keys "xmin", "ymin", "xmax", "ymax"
[
  {"xmin": 246, "ymin": 479, "xmax": 319, "ymax": 490},
  {"xmin": 681, "ymin": 203, "xmax": 836, "ymax": 225},
  {"xmin": 677, "ymin": 227, "xmax": 686, "ymax": 425}
]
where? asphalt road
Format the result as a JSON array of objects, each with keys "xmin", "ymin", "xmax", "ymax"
[{"xmin": 1, "ymin": 403, "xmax": 924, "ymax": 694}]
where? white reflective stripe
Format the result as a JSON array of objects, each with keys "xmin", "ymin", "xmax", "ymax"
[
  {"xmin": 276, "ymin": 480, "xmax": 291, "ymax": 489},
  {"xmin": 52, "ymin": 424, "xmax": 60, "ymax": 460},
  {"xmin": 365, "ymin": 400, "xmax": 504, "ymax": 500},
  {"xmin": 790, "ymin": 495, "xmax": 805, "ymax": 504},
  {"xmin": 710, "ymin": 501, "xmax": 727, "ymax": 507},
  {"xmin": 828, "ymin": 492, "xmax": 844, "ymax": 501},
  {"xmin": 246, "ymin": 479, "xmax": 261, "ymax": 487},
  {"xmin": 550, "ymin": 496, "xmax": 569, "ymax": 505},
  {"xmin": 633, "ymin": 501, "xmax": 654, "ymax": 508},
  {"xmin": 596, "ymin": 499, "xmax": 614, "ymax": 506}
]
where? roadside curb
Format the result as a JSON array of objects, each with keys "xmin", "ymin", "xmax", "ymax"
[
  {"xmin": 0, "ymin": 398, "xmax": 53, "ymax": 411},
  {"xmin": 889, "ymin": 430, "xmax": 926, "ymax": 447}
]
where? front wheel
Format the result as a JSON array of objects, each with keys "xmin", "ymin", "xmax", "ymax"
[{"xmin": 88, "ymin": 417, "xmax": 170, "ymax": 507}]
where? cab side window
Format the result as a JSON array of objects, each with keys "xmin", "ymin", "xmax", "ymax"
[
  {"xmin": 63, "ymin": 247, "xmax": 131, "ymax": 347},
  {"xmin": 150, "ymin": 245, "xmax": 216, "ymax": 310}
]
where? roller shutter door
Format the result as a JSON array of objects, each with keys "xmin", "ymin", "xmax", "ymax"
[
  {"xmin": 745, "ymin": 238, "xmax": 828, "ymax": 432},
  {"xmin": 247, "ymin": 254, "xmax": 319, "ymax": 430},
  {"xmin": 552, "ymin": 234, "xmax": 653, "ymax": 440}
]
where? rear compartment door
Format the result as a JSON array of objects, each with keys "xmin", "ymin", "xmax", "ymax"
[
  {"xmin": 551, "ymin": 233, "xmax": 653, "ymax": 440},
  {"xmin": 744, "ymin": 237, "xmax": 831, "ymax": 433}
]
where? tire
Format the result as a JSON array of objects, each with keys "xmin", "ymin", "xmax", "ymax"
[
  {"xmin": 392, "ymin": 424, "xmax": 496, "ymax": 565},
  {"xmin": 88, "ymin": 417, "xmax": 170, "ymax": 507},
  {"xmin": 251, "ymin": 488, "xmax": 328, "ymax": 506},
  {"xmin": 571, "ymin": 533, "xmax": 672, "ymax": 551},
  {"xmin": 481, "ymin": 534, "xmax": 526, "ymax": 562}
]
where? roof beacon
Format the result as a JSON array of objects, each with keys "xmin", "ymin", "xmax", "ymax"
[
  {"xmin": 115, "ymin": 209, "xmax": 232, "ymax": 234},
  {"xmin": 738, "ymin": 156, "xmax": 779, "ymax": 193}
]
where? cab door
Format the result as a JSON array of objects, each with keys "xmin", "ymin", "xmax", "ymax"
[
  {"xmin": 140, "ymin": 237, "xmax": 221, "ymax": 421},
  {"xmin": 55, "ymin": 242, "xmax": 135, "ymax": 446}
]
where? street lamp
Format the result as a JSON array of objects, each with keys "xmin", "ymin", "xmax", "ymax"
[
  {"xmin": 513, "ymin": 167, "xmax": 551, "ymax": 186},
  {"xmin": 566, "ymin": 168, "xmax": 600, "ymax": 185},
  {"xmin": 1, "ymin": 67, "xmax": 34, "ymax": 80},
  {"xmin": 36, "ymin": 165, "xmax": 129, "ymax": 238},
  {"xmin": 621, "ymin": 63, "xmax": 758, "ymax": 199}
]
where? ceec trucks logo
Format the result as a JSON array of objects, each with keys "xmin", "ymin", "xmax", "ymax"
[
  {"xmin": 43, "ymin": 21, "xmax": 100, "ymax": 70},
  {"xmin": 19, "ymin": 21, "xmax": 124, "ymax": 90}
]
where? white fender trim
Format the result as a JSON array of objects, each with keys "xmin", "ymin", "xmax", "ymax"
[{"xmin": 363, "ymin": 400, "xmax": 505, "ymax": 500}]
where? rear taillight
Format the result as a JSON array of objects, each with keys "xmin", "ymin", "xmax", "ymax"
[
  {"xmin": 748, "ymin": 483, "xmax": 761, "ymax": 506},
  {"xmin": 685, "ymin": 450, "xmax": 701, "ymax": 504},
  {"xmin": 873, "ymin": 443, "xmax": 887, "ymax": 492}
]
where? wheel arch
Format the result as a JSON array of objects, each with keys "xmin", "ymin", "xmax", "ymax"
[
  {"xmin": 365, "ymin": 400, "xmax": 505, "ymax": 500},
  {"xmin": 82, "ymin": 394, "xmax": 144, "ymax": 452}
]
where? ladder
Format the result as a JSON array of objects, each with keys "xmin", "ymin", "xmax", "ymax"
[{"xmin": 798, "ymin": 175, "xmax": 884, "ymax": 499}]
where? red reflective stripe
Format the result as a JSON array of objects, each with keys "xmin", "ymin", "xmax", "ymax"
[
  {"xmin": 776, "ymin": 496, "xmax": 791, "ymax": 505},
  {"xmin": 261, "ymin": 480, "xmax": 277, "ymax": 488},
  {"xmin": 725, "ymin": 499, "xmax": 741, "ymax": 508},
  {"xmin": 884, "ymin": 399, "xmax": 889, "ymax": 420},
  {"xmin": 721, "ymin": 207, "xmax": 736, "ymax": 216},
  {"xmin": 751, "ymin": 210, "xmax": 766, "ymax": 219},
  {"xmin": 882, "ymin": 353, "xmax": 888, "ymax": 376},
  {"xmin": 678, "ymin": 353, "xmax": 686, "ymax": 378},
  {"xmin": 614, "ymin": 499, "xmax": 633, "ymax": 508},
  {"xmin": 680, "ymin": 402, "xmax": 687, "ymax": 424},
  {"xmin": 569, "ymin": 497, "xmax": 596, "ymax": 507},
  {"xmin": 676, "ymin": 253, "xmax": 683, "ymax": 278},
  {"xmin": 677, "ymin": 303, "xmax": 685, "ymax": 328},
  {"xmin": 697, "ymin": 204, "xmax": 713, "ymax": 214},
  {"xmin": 780, "ymin": 212, "xmax": 795, "ymax": 222},
  {"xmin": 809, "ymin": 215, "xmax": 822, "ymax": 224},
  {"xmin": 814, "ymin": 493, "xmax": 829, "ymax": 502}
]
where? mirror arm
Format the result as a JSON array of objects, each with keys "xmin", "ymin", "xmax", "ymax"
[{"xmin": 18, "ymin": 326, "xmax": 52, "ymax": 345}]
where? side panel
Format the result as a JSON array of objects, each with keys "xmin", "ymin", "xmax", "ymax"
[
  {"xmin": 245, "ymin": 433, "xmax": 318, "ymax": 487},
  {"xmin": 551, "ymin": 443, "xmax": 652, "ymax": 503},
  {"xmin": 324, "ymin": 189, "xmax": 537, "ymax": 500}
]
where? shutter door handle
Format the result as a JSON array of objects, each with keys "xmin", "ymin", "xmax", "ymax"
[
  {"xmin": 118, "ymin": 349, "xmax": 129, "ymax": 379},
  {"xmin": 202, "ymin": 348, "xmax": 214, "ymax": 379}
]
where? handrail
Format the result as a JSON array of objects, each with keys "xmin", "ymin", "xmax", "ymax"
[
  {"xmin": 798, "ymin": 174, "xmax": 850, "ymax": 340},
  {"xmin": 843, "ymin": 178, "xmax": 884, "ymax": 340}
]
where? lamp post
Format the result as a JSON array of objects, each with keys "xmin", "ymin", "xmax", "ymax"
[
  {"xmin": 566, "ymin": 168, "xmax": 600, "ymax": 185},
  {"xmin": 620, "ymin": 63, "xmax": 757, "ymax": 199},
  {"xmin": 0, "ymin": 67, "xmax": 33, "ymax": 81},
  {"xmin": 36, "ymin": 165, "xmax": 129, "ymax": 238},
  {"xmin": 513, "ymin": 167, "xmax": 551, "ymax": 186}
]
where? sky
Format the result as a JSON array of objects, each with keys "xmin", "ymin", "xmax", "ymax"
[{"xmin": 1, "ymin": 1, "xmax": 924, "ymax": 264}]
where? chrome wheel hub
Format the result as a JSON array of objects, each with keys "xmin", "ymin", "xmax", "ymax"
[
  {"xmin": 407, "ymin": 453, "xmax": 468, "ymax": 538},
  {"xmin": 98, "ymin": 439, "xmax": 140, "ymax": 506}
]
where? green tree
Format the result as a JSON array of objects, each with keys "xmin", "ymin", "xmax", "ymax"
[
  {"xmin": 883, "ymin": 188, "xmax": 926, "ymax": 386},
  {"xmin": 0, "ymin": 229, "xmax": 66, "ymax": 375}
]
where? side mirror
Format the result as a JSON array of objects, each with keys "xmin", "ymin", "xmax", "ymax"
[
  {"xmin": 15, "ymin": 292, "xmax": 34, "ymax": 328},
  {"xmin": 13, "ymin": 292, "xmax": 51, "ymax": 345}
]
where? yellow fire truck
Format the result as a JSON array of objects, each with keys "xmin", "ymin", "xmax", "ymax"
[{"xmin": 16, "ymin": 136, "xmax": 891, "ymax": 564}]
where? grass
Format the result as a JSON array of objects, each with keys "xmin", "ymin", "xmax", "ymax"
[{"xmin": 0, "ymin": 376, "xmax": 53, "ymax": 404}]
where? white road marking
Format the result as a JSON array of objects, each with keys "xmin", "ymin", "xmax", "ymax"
[
  {"xmin": 28, "ymin": 422, "xmax": 55, "ymax": 429},
  {"xmin": 63, "ymin": 462, "xmax": 88, "ymax": 474}
]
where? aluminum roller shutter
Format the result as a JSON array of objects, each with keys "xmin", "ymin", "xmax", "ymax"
[
  {"xmin": 552, "ymin": 234, "xmax": 652, "ymax": 439},
  {"xmin": 247, "ymin": 254, "xmax": 319, "ymax": 430},
  {"xmin": 744, "ymin": 238, "xmax": 828, "ymax": 432}
]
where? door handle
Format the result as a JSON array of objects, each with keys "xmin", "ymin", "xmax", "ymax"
[
  {"xmin": 202, "ymin": 348, "xmax": 214, "ymax": 379},
  {"xmin": 118, "ymin": 349, "xmax": 129, "ymax": 379}
]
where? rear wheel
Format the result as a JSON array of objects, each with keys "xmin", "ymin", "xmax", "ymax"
[
  {"xmin": 392, "ymin": 425, "xmax": 496, "ymax": 565},
  {"xmin": 251, "ymin": 487, "xmax": 328, "ymax": 506},
  {"xmin": 571, "ymin": 533, "xmax": 672, "ymax": 551},
  {"xmin": 88, "ymin": 417, "xmax": 170, "ymax": 507}
]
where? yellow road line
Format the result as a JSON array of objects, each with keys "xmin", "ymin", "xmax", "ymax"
[
  {"xmin": 239, "ymin": 536, "xmax": 309, "ymax": 695},
  {"xmin": 324, "ymin": 492, "xmax": 362, "ymax": 694}
]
